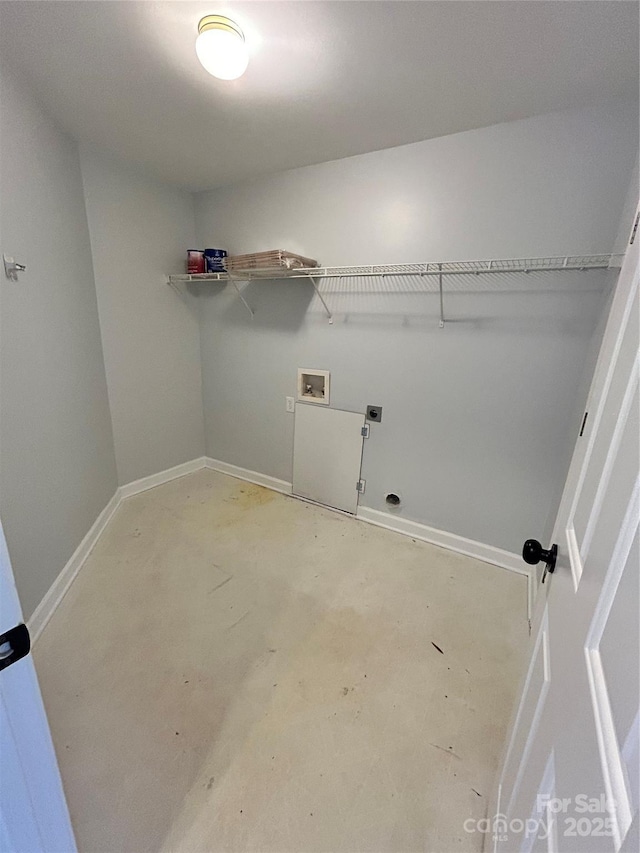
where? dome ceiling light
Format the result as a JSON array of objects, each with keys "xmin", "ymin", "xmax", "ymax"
[{"xmin": 195, "ymin": 15, "xmax": 249, "ymax": 80}]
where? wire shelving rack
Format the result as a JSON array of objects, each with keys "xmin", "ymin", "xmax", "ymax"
[{"xmin": 167, "ymin": 254, "xmax": 623, "ymax": 326}]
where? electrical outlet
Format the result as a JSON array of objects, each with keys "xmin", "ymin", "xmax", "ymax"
[{"xmin": 286, "ymin": 396, "xmax": 295, "ymax": 413}]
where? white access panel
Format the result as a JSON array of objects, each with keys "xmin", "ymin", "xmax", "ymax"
[{"xmin": 293, "ymin": 403, "xmax": 366, "ymax": 514}]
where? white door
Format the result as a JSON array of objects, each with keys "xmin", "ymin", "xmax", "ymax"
[
  {"xmin": 0, "ymin": 519, "xmax": 76, "ymax": 852},
  {"xmin": 493, "ymin": 211, "xmax": 639, "ymax": 853},
  {"xmin": 292, "ymin": 403, "xmax": 366, "ymax": 514}
]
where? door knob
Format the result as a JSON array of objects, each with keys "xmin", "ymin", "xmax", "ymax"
[
  {"xmin": 0, "ymin": 623, "xmax": 30, "ymax": 672},
  {"xmin": 522, "ymin": 539, "xmax": 557, "ymax": 583}
]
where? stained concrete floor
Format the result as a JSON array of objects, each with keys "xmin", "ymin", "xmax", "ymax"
[{"xmin": 34, "ymin": 469, "xmax": 528, "ymax": 853}]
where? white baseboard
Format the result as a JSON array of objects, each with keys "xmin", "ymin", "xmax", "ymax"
[
  {"xmin": 204, "ymin": 457, "xmax": 528, "ymax": 592},
  {"xmin": 29, "ymin": 456, "xmax": 530, "ymax": 644},
  {"xmin": 29, "ymin": 457, "xmax": 208, "ymax": 644},
  {"xmin": 357, "ymin": 506, "xmax": 532, "ymax": 619},
  {"xmin": 205, "ymin": 457, "xmax": 292, "ymax": 495},
  {"xmin": 355, "ymin": 505, "xmax": 527, "ymax": 576},
  {"xmin": 119, "ymin": 457, "xmax": 207, "ymax": 499},
  {"xmin": 28, "ymin": 490, "xmax": 122, "ymax": 644}
]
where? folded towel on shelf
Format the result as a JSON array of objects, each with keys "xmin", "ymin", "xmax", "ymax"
[{"xmin": 225, "ymin": 250, "xmax": 319, "ymax": 274}]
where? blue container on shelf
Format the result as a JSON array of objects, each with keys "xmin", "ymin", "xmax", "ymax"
[{"xmin": 204, "ymin": 248, "xmax": 227, "ymax": 273}]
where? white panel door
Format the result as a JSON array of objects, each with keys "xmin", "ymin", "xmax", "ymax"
[
  {"xmin": 293, "ymin": 403, "xmax": 365, "ymax": 514},
  {"xmin": 0, "ymin": 519, "xmax": 77, "ymax": 852},
  {"xmin": 494, "ymin": 207, "xmax": 639, "ymax": 853}
]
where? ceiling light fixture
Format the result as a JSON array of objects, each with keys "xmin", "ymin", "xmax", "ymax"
[{"xmin": 195, "ymin": 15, "xmax": 249, "ymax": 80}]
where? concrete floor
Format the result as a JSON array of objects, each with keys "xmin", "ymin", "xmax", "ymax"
[{"xmin": 34, "ymin": 469, "xmax": 528, "ymax": 853}]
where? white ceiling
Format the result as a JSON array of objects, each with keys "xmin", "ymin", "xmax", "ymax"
[{"xmin": 1, "ymin": 1, "xmax": 637, "ymax": 190}]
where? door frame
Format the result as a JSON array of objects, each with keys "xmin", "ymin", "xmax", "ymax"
[
  {"xmin": 0, "ymin": 519, "xmax": 77, "ymax": 852},
  {"xmin": 492, "ymin": 203, "xmax": 639, "ymax": 850}
]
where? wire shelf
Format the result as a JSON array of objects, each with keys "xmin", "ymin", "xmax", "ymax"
[
  {"xmin": 167, "ymin": 254, "xmax": 622, "ymax": 324},
  {"xmin": 280, "ymin": 254, "xmax": 623, "ymax": 278},
  {"xmin": 169, "ymin": 271, "xmax": 228, "ymax": 282},
  {"xmin": 168, "ymin": 254, "xmax": 621, "ymax": 284}
]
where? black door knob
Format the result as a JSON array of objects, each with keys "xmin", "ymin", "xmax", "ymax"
[{"xmin": 522, "ymin": 539, "xmax": 557, "ymax": 581}]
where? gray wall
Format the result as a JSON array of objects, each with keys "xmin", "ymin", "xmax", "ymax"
[
  {"xmin": 80, "ymin": 150, "xmax": 205, "ymax": 486},
  {"xmin": 543, "ymin": 154, "xmax": 640, "ymax": 535},
  {"xmin": 612, "ymin": 155, "xmax": 639, "ymax": 255},
  {"xmin": 195, "ymin": 101, "xmax": 638, "ymax": 554},
  {"xmin": 0, "ymin": 67, "xmax": 118, "ymax": 619},
  {"xmin": 0, "ymin": 71, "xmax": 635, "ymax": 622}
]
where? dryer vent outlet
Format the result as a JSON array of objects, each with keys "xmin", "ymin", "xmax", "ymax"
[{"xmin": 385, "ymin": 493, "xmax": 401, "ymax": 507}]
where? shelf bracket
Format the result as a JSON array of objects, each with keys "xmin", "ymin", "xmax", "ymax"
[
  {"xmin": 229, "ymin": 278, "xmax": 254, "ymax": 318},
  {"xmin": 438, "ymin": 264, "xmax": 445, "ymax": 328},
  {"xmin": 309, "ymin": 276, "xmax": 333, "ymax": 324},
  {"xmin": 168, "ymin": 278, "xmax": 182, "ymax": 297}
]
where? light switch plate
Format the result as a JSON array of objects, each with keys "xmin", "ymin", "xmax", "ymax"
[{"xmin": 286, "ymin": 396, "xmax": 295, "ymax": 413}]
